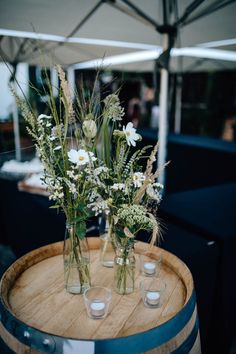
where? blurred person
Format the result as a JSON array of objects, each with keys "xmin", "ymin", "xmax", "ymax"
[
  {"xmin": 222, "ymin": 112, "xmax": 236, "ymax": 141},
  {"xmin": 127, "ymin": 98, "xmax": 141, "ymax": 128}
]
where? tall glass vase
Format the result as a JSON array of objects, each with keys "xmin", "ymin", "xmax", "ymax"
[
  {"xmin": 63, "ymin": 221, "xmax": 91, "ymax": 294},
  {"xmin": 114, "ymin": 242, "xmax": 136, "ymax": 295},
  {"xmin": 100, "ymin": 215, "xmax": 115, "ymax": 267}
]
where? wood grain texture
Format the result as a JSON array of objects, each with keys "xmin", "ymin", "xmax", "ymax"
[
  {"xmin": 0, "ymin": 322, "xmax": 39, "ymax": 354},
  {"xmin": 0, "ymin": 238, "xmax": 200, "ymax": 353}
]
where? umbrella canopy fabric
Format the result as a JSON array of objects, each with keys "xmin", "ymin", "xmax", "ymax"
[
  {"xmin": 1, "ymin": 0, "xmax": 236, "ymax": 180},
  {"xmin": 0, "ymin": 0, "xmax": 236, "ymax": 71}
]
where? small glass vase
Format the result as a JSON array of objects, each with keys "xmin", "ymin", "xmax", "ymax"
[
  {"xmin": 63, "ymin": 221, "xmax": 91, "ymax": 294},
  {"xmin": 100, "ymin": 215, "xmax": 115, "ymax": 268},
  {"xmin": 114, "ymin": 243, "xmax": 136, "ymax": 295}
]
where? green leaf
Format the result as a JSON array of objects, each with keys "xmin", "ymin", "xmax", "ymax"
[
  {"xmin": 77, "ymin": 202, "xmax": 86, "ymax": 212},
  {"xmin": 74, "ymin": 215, "xmax": 87, "ymax": 223},
  {"xmin": 76, "ymin": 221, "xmax": 86, "ymax": 240},
  {"xmin": 49, "ymin": 205, "xmax": 60, "ymax": 209},
  {"xmin": 114, "ymin": 227, "xmax": 126, "ymax": 239}
]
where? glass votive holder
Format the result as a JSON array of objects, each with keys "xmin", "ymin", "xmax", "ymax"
[
  {"xmin": 83, "ymin": 286, "xmax": 112, "ymax": 319},
  {"xmin": 140, "ymin": 254, "xmax": 162, "ymax": 277},
  {"xmin": 140, "ymin": 278, "xmax": 166, "ymax": 308}
]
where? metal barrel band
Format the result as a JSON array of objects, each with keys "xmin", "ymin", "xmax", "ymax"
[{"xmin": 172, "ymin": 318, "xmax": 199, "ymax": 354}]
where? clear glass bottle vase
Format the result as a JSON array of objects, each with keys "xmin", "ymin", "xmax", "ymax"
[
  {"xmin": 114, "ymin": 243, "xmax": 136, "ymax": 295},
  {"xmin": 63, "ymin": 221, "xmax": 91, "ymax": 294},
  {"xmin": 100, "ymin": 215, "xmax": 115, "ymax": 268}
]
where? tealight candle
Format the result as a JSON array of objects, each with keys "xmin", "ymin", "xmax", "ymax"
[
  {"xmin": 143, "ymin": 262, "xmax": 156, "ymax": 275},
  {"xmin": 146, "ymin": 291, "xmax": 160, "ymax": 306},
  {"xmin": 90, "ymin": 301, "xmax": 105, "ymax": 317},
  {"xmin": 84, "ymin": 287, "xmax": 111, "ymax": 319}
]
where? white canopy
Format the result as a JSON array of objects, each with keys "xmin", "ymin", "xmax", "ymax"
[
  {"xmin": 1, "ymin": 0, "xmax": 236, "ymax": 182},
  {"xmin": 0, "ymin": 0, "xmax": 236, "ymax": 71}
]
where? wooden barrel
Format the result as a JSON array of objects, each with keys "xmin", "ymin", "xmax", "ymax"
[{"xmin": 0, "ymin": 238, "xmax": 201, "ymax": 354}]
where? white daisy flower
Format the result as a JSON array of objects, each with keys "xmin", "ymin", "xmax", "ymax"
[
  {"xmin": 132, "ymin": 172, "xmax": 145, "ymax": 188},
  {"xmin": 123, "ymin": 122, "xmax": 141, "ymax": 146},
  {"xmin": 68, "ymin": 149, "xmax": 96, "ymax": 166}
]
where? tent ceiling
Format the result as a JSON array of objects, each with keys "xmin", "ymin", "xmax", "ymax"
[
  {"xmin": 0, "ymin": 0, "xmax": 236, "ymax": 71},
  {"xmin": 0, "ymin": 36, "xmax": 136, "ymax": 66}
]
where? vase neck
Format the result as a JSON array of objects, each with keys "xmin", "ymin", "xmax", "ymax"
[
  {"xmin": 65, "ymin": 220, "xmax": 86, "ymax": 240},
  {"xmin": 116, "ymin": 243, "xmax": 134, "ymax": 257}
]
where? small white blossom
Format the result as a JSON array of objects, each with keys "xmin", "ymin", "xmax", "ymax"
[
  {"xmin": 146, "ymin": 183, "xmax": 163, "ymax": 203},
  {"xmin": 88, "ymin": 198, "xmax": 109, "ymax": 216},
  {"xmin": 89, "ymin": 190, "xmax": 100, "ymax": 202},
  {"xmin": 67, "ymin": 170, "xmax": 78, "ymax": 182},
  {"xmin": 67, "ymin": 170, "xmax": 75, "ymax": 179},
  {"xmin": 54, "ymin": 146, "xmax": 62, "ymax": 151},
  {"xmin": 38, "ymin": 114, "xmax": 52, "ymax": 122},
  {"xmin": 94, "ymin": 166, "xmax": 109, "ymax": 176},
  {"xmin": 111, "ymin": 183, "xmax": 126, "ymax": 191},
  {"xmin": 153, "ymin": 182, "xmax": 164, "ymax": 190},
  {"xmin": 117, "ymin": 205, "xmax": 154, "ymax": 231},
  {"xmin": 69, "ymin": 183, "xmax": 77, "ymax": 195},
  {"xmin": 132, "ymin": 172, "xmax": 145, "ymax": 188},
  {"xmin": 123, "ymin": 122, "xmax": 141, "ymax": 146},
  {"xmin": 68, "ymin": 149, "xmax": 96, "ymax": 166},
  {"xmin": 103, "ymin": 94, "xmax": 124, "ymax": 122},
  {"xmin": 47, "ymin": 178, "xmax": 64, "ymax": 201},
  {"xmin": 49, "ymin": 190, "xmax": 64, "ymax": 201},
  {"xmin": 51, "ymin": 124, "xmax": 63, "ymax": 139}
]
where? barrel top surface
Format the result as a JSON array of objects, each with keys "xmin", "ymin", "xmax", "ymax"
[{"xmin": 0, "ymin": 238, "xmax": 194, "ymax": 341}]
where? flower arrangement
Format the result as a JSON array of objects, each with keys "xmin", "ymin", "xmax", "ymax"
[
  {"xmin": 12, "ymin": 66, "xmax": 168, "ymax": 295},
  {"xmin": 89, "ymin": 106, "xmax": 167, "ymax": 293},
  {"xmin": 12, "ymin": 67, "xmax": 103, "ymax": 292}
]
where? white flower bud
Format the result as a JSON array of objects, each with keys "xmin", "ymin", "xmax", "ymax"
[{"xmin": 82, "ymin": 120, "xmax": 97, "ymax": 138}]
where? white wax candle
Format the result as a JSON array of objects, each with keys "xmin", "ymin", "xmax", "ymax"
[
  {"xmin": 90, "ymin": 301, "xmax": 105, "ymax": 317},
  {"xmin": 146, "ymin": 291, "xmax": 160, "ymax": 306},
  {"xmin": 143, "ymin": 262, "xmax": 156, "ymax": 275}
]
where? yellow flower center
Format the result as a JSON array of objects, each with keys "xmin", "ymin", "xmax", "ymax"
[{"xmin": 79, "ymin": 156, "xmax": 85, "ymax": 161}]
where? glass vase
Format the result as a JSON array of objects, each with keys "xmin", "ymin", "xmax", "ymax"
[
  {"xmin": 100, "ymin": 215, "xmax": 115, "ymax": 268},
  {"xmin": 63, "ymin": 221, "xmax": 91, "ymax": 294},
  {"xmin": 114, "ymin": 243, "xmax": 136, "ymax": 295}
]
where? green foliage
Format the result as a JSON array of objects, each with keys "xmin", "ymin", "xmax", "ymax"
[{"xmin": 76, "ymin": 221, "xmax": 86, "ymax": 240}]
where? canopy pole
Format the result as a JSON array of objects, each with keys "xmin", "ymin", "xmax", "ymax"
[
  {"xmin": 12, "ymin": 80, "xmax": 21, "ymax": 161},
  {"xmin": 67, "ymin": 67, "xmax": 75, "ymax": 100},
  {"xmin": 158, "ymin": 33, "xmax": 169, "ymax": 186}
]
